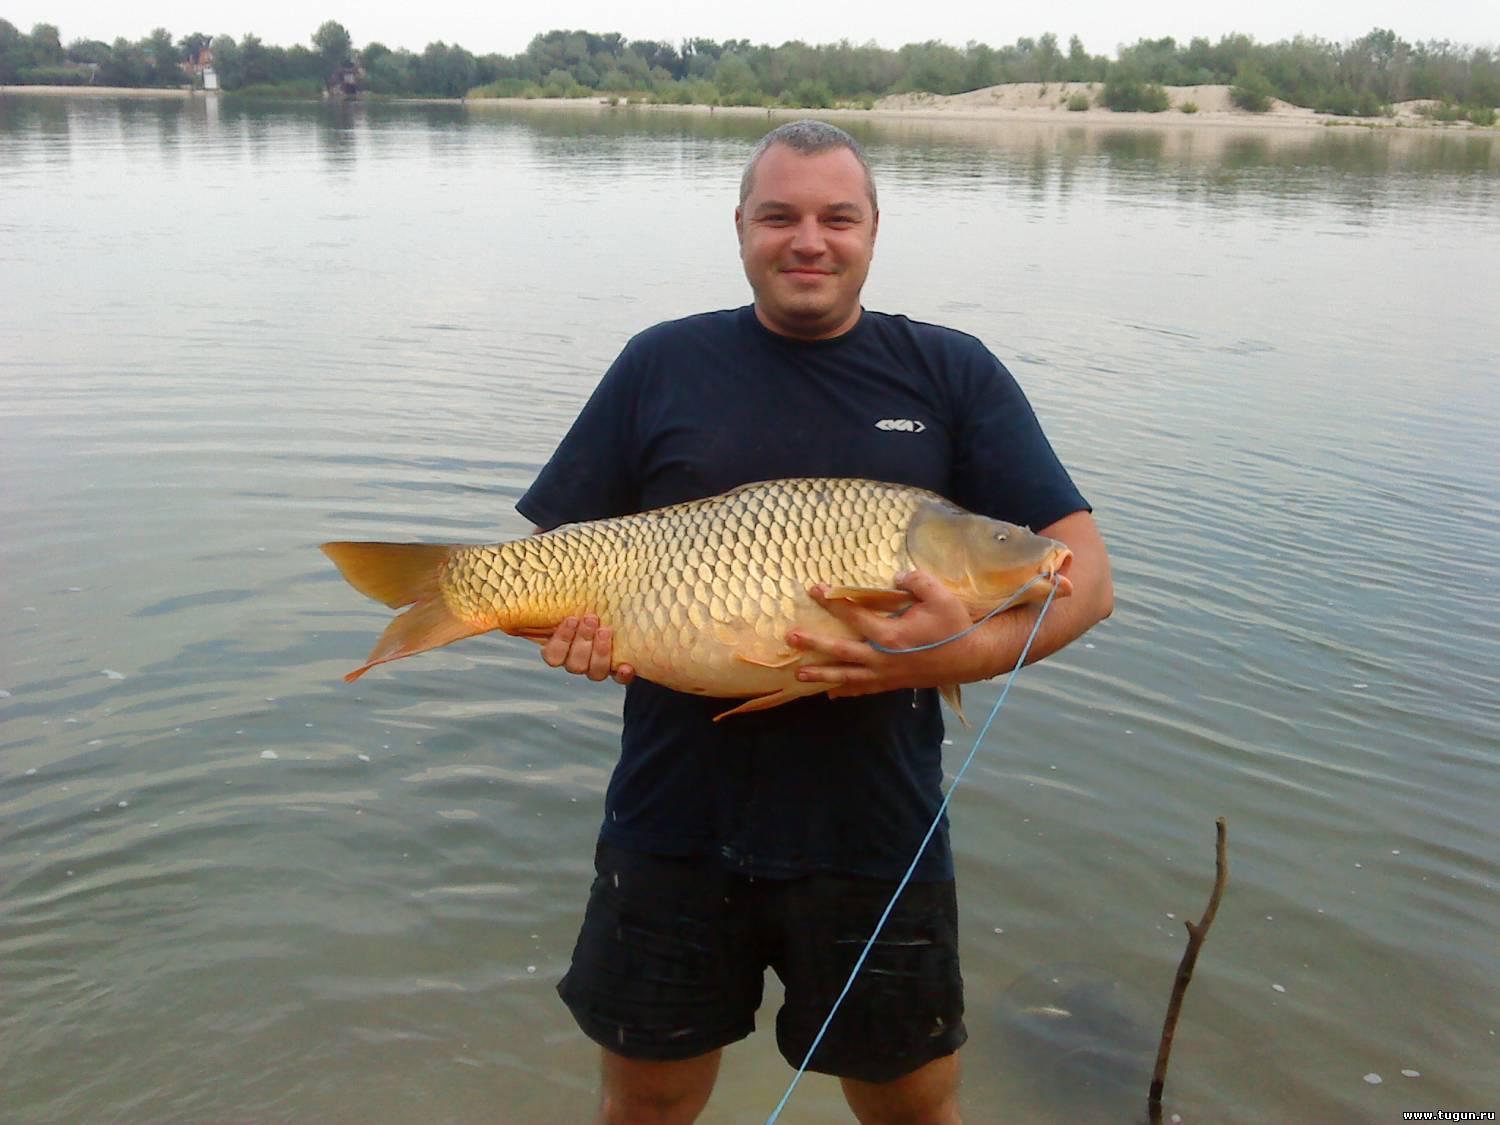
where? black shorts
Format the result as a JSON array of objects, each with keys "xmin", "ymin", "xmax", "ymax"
[{"xmin": 557, "ymin": 843, "xmax": 966, "ymax": 1084}]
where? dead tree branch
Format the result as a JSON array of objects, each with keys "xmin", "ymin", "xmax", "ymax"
[{"xmin": 1147, "ymin": 816, "xmax": 1228, "ymax": 1122}]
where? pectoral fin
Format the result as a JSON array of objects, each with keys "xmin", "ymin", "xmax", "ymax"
[
  {"xmin": 939, "ymin": 683, "xmax": 969, "ymax": 727},
  {"xmin": 713, "ymin": 683, "xmax": 827, "ymax": 720},
  {"xmin": 733, "ymin": 650, "xmax": 802, "ymax": 669},
  {"xmin": 821, "ymin": 586, "xmax": 914, "ymax": 613}
]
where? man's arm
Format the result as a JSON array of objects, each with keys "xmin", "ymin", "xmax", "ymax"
[{"xmin": 787, "ymin": 509, "xmax": 1112, "ymax": 697}]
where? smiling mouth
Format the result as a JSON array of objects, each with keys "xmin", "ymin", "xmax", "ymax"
[{"xmin": 781, "ymin": 268, "xmax": 833, "ymax": 276}]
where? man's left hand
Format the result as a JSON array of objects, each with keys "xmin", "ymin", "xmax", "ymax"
[{"xmin": 788, "ymin": 571, "xmax": 980, "ymax": 699}]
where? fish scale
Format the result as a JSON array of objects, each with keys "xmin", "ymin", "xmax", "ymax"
[
  {"xmin": 322, "ymin": 477, "xmax": 1072, "ymax": 718},
  {"xmin": 446, "ymin": 478, "xmax": 918, "ymax": 695}
]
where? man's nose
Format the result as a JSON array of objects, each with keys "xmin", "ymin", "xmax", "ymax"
[{"xmin": 789, "ymin": 216, "xmax": 825, "ymax": 255}]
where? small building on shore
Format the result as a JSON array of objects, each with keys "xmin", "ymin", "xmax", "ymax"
[
  {"xmin": 181, "ymin": 47, "xmax": 217, "ymax": 92},
  {"xmin": 327, "ymin": 64, "xmax": 362, "ymax": 100}
]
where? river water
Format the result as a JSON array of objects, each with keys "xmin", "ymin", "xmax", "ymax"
[{"xmin": 2, "ymin": 94, "xmax": 1497, "ymax": 1123}]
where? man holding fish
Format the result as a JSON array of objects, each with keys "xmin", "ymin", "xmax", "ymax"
[
  {"xmin": 510, "ymin": 119, "xmax": 1110, "ymax": 1122},
  {"xmin": 529, "ymin": 121, "xmax": 1113, "ymax": 1123}
]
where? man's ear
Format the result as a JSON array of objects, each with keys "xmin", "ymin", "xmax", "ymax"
[
  {"xmin": 871, "ymin": 209, "xmax": 880, "ymax": 249},
  {"xmin": 734, "ymin": 206, "xmax": 744, "ymax": 249}
]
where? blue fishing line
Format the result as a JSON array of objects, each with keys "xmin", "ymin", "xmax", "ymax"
[
  {"xmin": 765, "ymin": 577, "xmax": 1061, "ymax": 1123},
  {"xmin": 866, "ymin": 573, "xmax": 1051, "ymax": 655}
]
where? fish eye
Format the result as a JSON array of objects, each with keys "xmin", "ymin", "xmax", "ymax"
[{"xmin": 994, "ymin": 532, "xmax": 1008, "ymax": 542}]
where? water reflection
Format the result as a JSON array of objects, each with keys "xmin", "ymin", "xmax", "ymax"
[{"xmin": 11, "ymin": 94, "xmax": 1491, "ymax": 217}]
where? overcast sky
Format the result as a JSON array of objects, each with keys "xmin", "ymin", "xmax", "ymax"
[{"xmin": 10, "ymin": 0, "xmax": 1496, "ymax": 56}]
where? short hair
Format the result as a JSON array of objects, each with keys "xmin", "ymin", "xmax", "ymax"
[{"xmin": 738, "ymin": 120, "xmax": 878, "ymax": 212}]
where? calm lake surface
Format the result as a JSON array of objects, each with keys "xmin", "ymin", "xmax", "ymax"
[{"xmin": 2, "ymin": 95, "xmax": 1497, "ymax": 1123}]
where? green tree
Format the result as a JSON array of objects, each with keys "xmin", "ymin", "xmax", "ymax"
[
  {"xmin": 239, "ymin": 33, "xmax": 272, "ymax": 85},
  {"xmin": 143, "ymin": 27, "xmax": 180, "ymax": 85},
  {"xmin": 29, "ymin": 22, "xmax": 63, "ymax": 65},
  {"xmin": 0, "ymin": 19, "xmax": 25, "ymax": 83},
  {"xmin": 714, "ymin": 53, "xmax": 758, "ymax": 99},
  {"xmin": 1036, "ymin": 32, "xmax": 1061, "ymax": 82},
  {"xmin": 99, "ymin": 37, "xmax": 149, "ymax": 86},
  {"xmin": 209, "ymin": 36, "xmax": 240, "ymax": 87},
  {"xmin": 313, "ymin": 20, "xmax": 353, "ymax": 72},
  {"xmin": 362, "ymin": 46, "xmax": 415, "ymax": 94},
  {"xmin": 417, "ymin": 42, "xmax": 478, "ymax": 96},
  {"xmin": 66, "ymin": 38, "xmax": 113, "ymax": 66}
]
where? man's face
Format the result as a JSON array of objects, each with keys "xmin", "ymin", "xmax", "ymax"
[{"xmin": 735, "ymin": 144, "xmax": 878, "ymax": 340}]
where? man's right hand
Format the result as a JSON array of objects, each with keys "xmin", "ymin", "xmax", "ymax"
[{"xmin": 540, "ymin": 615, "xmax": 635, "ymax": 685}]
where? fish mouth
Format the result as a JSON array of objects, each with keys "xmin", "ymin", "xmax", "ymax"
[{"xmin": 1043, "ymin": 547, "xmax": 1074, "ymax": 598}]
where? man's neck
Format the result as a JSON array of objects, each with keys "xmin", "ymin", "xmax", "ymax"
[{"xmin": 752, "ymin": 303, "xmax": 863, "ymax": 341}]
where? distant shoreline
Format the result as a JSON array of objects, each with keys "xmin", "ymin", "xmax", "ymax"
[
  {"xmin": 1, "ymin": 85, "xmax": 194, "ymax": 99},
  {"xmin": 4, "ymin": 82, "xmax": 1495, "ymax": 135}
]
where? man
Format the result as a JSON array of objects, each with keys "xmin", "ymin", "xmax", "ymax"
[{"xmin": 518, "ymin": 120, "xmax": 1112, "ymax": 1124}]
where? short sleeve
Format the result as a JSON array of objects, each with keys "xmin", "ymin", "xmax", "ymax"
[
  {"xmin": 949, "ymin": 345, "xmax": 1089, "ymax": 532},
  {"xmin": 516, "ymin": 342, "xmax": 643, "ymax": 530}
]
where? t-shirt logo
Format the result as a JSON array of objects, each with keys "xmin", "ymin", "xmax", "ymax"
[{"xmin": 875, "ymin": 418, "xmax": 927, "ymax": 433}]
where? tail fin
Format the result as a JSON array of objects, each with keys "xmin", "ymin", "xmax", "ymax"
[{"xmin": 320, "ymin": 542, "xmax": 484, "ymax": 682}]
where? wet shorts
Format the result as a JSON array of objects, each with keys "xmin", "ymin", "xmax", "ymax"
[{"xmin": 557, "ymin": 842, "xmax": 966, "ymax": 1084}]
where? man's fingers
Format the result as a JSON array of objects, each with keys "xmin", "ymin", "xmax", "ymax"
[
  {"xmin": 804, "ymin": 587, "xmax": 901, "ymax": 647},
  {"xmin": 541, "ymin": 615, "xmax": 632, "ymax": 686},
  {"xmin": 587, "ymin": 627, "xmax": 614, "ymax": 682},
  {"xmin": 895, "ymin": 570, "xmax": 942, "ymax": 599},
  {"xmin": 788, "ymin": 629, "xmax": 875, "ymax": 665},
  {"xmin": 542, "ymin": 616, "xmax": 579, "ymax": 668},
  {"xmin": 563, "ymin": 615, "xmax": 598, "ymax": 675},
  {"xmin": 795, "ymin": 662, "xmax": 878, "ymax": 685}
]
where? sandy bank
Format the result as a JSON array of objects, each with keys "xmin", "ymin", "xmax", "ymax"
[
  {"xmin": 1, "ymin": 84, "xmax": 195, "ymax": 99},
  {"xmin": 471, "ymin": 83, "xmax": 1499, "ymax": 135},
  {"xmin": 6, "ymin": 82, "xmax": 1494, "ymax": 134}
]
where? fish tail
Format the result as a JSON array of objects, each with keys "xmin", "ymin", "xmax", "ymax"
[{"xmin": 321, "ymin": 542, "xmax": 483, "ymax": 682}]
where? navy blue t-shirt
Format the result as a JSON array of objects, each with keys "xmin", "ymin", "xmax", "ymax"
[{"xmin": 518, "ymin": 306, "xmax": 1087, "ymax": 881}]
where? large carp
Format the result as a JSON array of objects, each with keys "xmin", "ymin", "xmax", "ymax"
[{"xmin": 322, "ymin": 477, "xmax": 1071, "ymax": 719}]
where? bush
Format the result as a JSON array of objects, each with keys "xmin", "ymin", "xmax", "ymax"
[
  {"xmin": 1100, "ymin": 77, "xmax": 1169, "ymax": 112},
  {"xmin": 1066, "ymin": 92, "xmax": 1089, "ymax": 111},
  {"xmin": 1230, "ymin": 63, "xmax": 1275, "ymax": 112},
  {"xmin": 780, "ymin": 79, "xmax": 834, "ymax": 109},
  {"xmin": 467, "ymin": 77, "xmax": 534, "ymax": 98},
  {"xmin": 230, "ymin": 79, "xmax": 323, "ymax": 98},
  {"xmin": 18, "ymin": 65, "xmax": 92, "ymax": 85},
  {"xmin": 1230, "ymin": 84, "xmax": 1271, "ymax": 112},
  {"xmin": 719, "ymin": 87, "xmax": 768, "ymax": 107},
  {"xmin": 1314, "ymin": 84, "xmax": 1386, "ymax": 117},
  {"xmin": 1180, "ymin": 100, "xmax": 1199, "ymax": 114},
  {"xmin": 1415, "ymin": 100, "xmax": 1497, "ymax": 126}
]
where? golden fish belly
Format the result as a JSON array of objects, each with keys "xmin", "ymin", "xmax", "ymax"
[{"xmin": 441, "ymin": 478, "xmax": 926, "ymax": 697}]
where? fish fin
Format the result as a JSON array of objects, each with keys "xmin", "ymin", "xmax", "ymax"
[
  {"xmin": 321, "ymin": 542, "xmax": 456, "ymax": 608},
  {"xmin": 322, "ymin": 541, "xmax": 482, "ymax": 681},
  {"xmin": 821, "ymin": 586, "xmax": 914, "ymax": 613},
  {"xmin": 713, "ymin": 684, "xmax": 826, "ymax": 721},
  {"xmin": 939, "ymin": 683, "xmax": 969, "ymax": 727},
  {"xmin": 511, "ymin": 626, "xmax": 559, "ymax": 643},
  {"xmin": 733, "ymin": 650, "xmax": 801, "ymax": 669},
  {"xmin": 344, "ymin": 598, "xmax": 484, "ymax": 683}
]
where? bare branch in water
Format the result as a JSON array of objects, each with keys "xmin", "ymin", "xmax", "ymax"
[{"xmin": 1147, "ymin": 817, "xmax": 1228, "ymax": 1123}]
